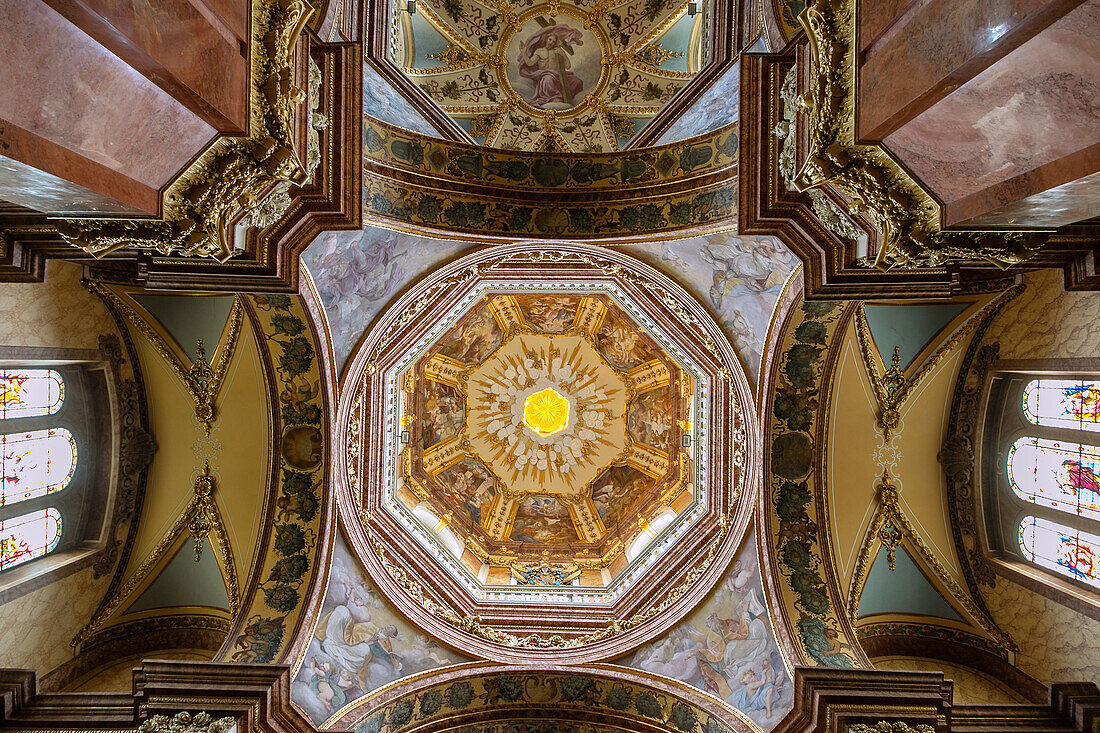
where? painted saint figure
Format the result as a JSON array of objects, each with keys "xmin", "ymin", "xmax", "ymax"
[{"xmin": 518, "ymin": 24, "xmax": 585, "ymax": 108}]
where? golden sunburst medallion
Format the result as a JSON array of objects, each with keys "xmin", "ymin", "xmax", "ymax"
[{"xmin": 522, "ymin": 386, "xmax": 571, "ymax": 437}]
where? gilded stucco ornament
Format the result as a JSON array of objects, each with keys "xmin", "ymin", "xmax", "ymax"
[
  {"xmin": 139, "ymin": 712, "xmax": 235, "ymax": 733},
  {"xmin": 848, "ymin": 723, "xmax": 935, "ymax": 733},
  {"xmin": 55, "ymin": 0, "xmax": 314, "ymax": 262},
  {"xmin": 788, "ymin": 0, "xmax": 1046, "ymax": 270}
]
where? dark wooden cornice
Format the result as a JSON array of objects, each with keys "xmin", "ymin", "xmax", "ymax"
[{"xmin": 1, "ymin": 663, "xmax": 1097, "ymax": 732}]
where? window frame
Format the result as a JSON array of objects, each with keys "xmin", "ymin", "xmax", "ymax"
[
  {"xmin": 980, "ymin": 359, "xmax": 1100, "ymax": 619},
  {"xmin": 0, "ymin": 347, "xmax": 115, "ymax": 602}
]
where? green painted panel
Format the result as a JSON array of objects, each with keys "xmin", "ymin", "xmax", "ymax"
[
  {"xmin": 857, "ymin": 545, "xmax": 961, "ymax": 621},
  {"xmin": 133, "ymin": 295, "xmax": 235, "ymax": 362},
  {"xmin": 864, "ymin": 303, "xmax": 967, "ymax": 370},
  {"xmin": 126, "ymin": 538, "xmax": 230, "ymax": 613}
]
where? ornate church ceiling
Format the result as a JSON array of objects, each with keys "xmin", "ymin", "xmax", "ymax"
[
  {"xmin": 390, "ymin": 0, "xmax": 709, "ymax": 151},
  {"xmin": 342, "ymin": 243, "xmax": 753, "ymax": 654},
  {"xmin": 405, "ymin": 292, "xmax": 695, "ymax": 579}
]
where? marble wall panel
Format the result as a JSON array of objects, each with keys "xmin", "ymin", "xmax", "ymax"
[
  {"xmin": 618, "ymin": 233, "xmax": 798, "ymax": 384},
  {"xmin": 0, "ymin": 566, "xmax": 112, "ymax": 675},
  {"xmin": 883, "ymin": 1, "xmax": 1100, "ymax": 224},
  {"xmin": 982, "ymin": 580, "xmax": 1100, "ymax": 684},
  {"xmin": 0, "ymin": 0, "xmax": 216, "ymax": 189},
  {"xmin": 655, "ymin": 61, "xmax": 740, "ymax": 145},
  {"xmin": 871, "ymin": 656, "xmax": 1029, "ymax": 704},
  {"xmin": 300, "ymin": 227, "xmax": 475, "ymax": 373},
  {"xmin": 0, "ymin": 260, "xmax": 119, "ymax": 350},
  {"xmin": 615, "ymin": 529, "xmax": 794, "ymax": 729},
  {"xmin": 984, "ymin": 268, "xmax": 1100, "ymax": 360},
  {"xmin": 290, "ymin": 533, "xmax": 472, "ymax": 725}
]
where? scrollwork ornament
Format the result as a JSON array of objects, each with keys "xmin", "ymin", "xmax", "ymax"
[
  {"xmin": 56, "ymin": 0, "xmax": 314, "ymax": 262},
  {"xmin": 791, "ymin": 0, "xmax": 1047, "ymax": 271},
  {"xmin": 848, "ymin": 722, "xmax": 935, "ymax": 733},
  {"xmin": 139, "ymin": 712, "xmax": 235, "ymax": 733}
]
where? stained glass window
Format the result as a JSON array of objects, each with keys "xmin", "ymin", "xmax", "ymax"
[
  {"xmin": 0, "ymin": 508, "xmax": 61, "ymax": 571},
  {"xmin": 1023, "ymin": 379, "xmax": 1100, "ymax": 433},
  {"xmin": 0, "ymin": 428, "xmax": 77, "ymax": 507},
  {"xmin": 1019, "ymin": 516, "xmax": 1100, "ymax": 589},
  {"xmin": 0, "ymin": 370, "xmax": 64, "ymax": 420}
]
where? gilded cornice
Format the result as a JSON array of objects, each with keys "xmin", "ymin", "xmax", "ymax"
[
  {"xmin": 54, "ymin": 0, "xmax": 315, "ymax": 263},
  {"xmin": 788, "ymin": 0, "xmax": 1047, "ymax": 271}
]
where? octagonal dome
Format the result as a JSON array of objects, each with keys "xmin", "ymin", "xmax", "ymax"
[
  {"xmin": 341, "ymin": 243, "xmax": 755, "ymax": 658},
  {"xmin": 388, "ymin": 0, "xmax": 716, "ymax": 151}
]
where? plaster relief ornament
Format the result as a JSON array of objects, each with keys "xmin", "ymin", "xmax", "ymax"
[{"xmin": 341, "ymin": 244, "xmax": 754, "ymax": 659}]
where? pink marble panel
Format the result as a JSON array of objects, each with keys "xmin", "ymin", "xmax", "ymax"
[
  {"xmin": 883, "ymin": 0, "xmax": 1100, "ymax": 219},
  {"xmin": 44, "ymin": 0, "xmax": 248, "ymax": 130},
  {"xmin": 0, "ymin": 154, "xmax": 148, "ymax": 215},
  {"xmin": 954, "ymin": 163, "xmax": 1100, "ymax": 228},
  {"xmin": 0, "ymin": 0, "xmax": 217, "ymax": 191},
  {"xmin": 859, "ymin": 0, "xmax": 1083, "ymax": 139}
]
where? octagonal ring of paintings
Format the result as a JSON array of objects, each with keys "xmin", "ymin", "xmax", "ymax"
[{"xmin": 341, "ymin": 243, "xmax": 756, "ymax": 660}]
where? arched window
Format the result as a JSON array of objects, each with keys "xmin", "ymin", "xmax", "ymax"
[
  {"xmin": 0, "ymin": 365, "xmax": 99, "ymax": 580},
  {"xmin": 986, "ymin": 373, "xmax": 1100, "ymax": 605}
]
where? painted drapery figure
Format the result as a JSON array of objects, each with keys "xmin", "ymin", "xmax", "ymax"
[{"xmin": 518, "ymin": 25, "xmax": 585, "ymax": 108}]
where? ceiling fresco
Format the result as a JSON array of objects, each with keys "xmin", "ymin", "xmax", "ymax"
[
  {"xmin": 391, "ymin": 0, "xmax": 708, "ymax": 151},
  {"xmin": 342, "ymin": 244, "xmax": 751, "ymax": 650},
  {"xmin": 401, "ymin": 292, "xmax": 696, "ymax": 586}
]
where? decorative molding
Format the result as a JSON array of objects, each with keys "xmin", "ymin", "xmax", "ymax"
[
  {"xmin": 83, "ymin": 281, "xmax": 243, "ymax": 434},
  {"xmin": 361, "ymin": 117, "xmax": 739, "ymax": 242},
  {"xmin": 788, "ymin": 0, "xmax": 1048, "ymax": 272},
  {"xmin": 222, "ymin": 293, "xmax": 328, "ymax": 665},
  {"xmin": 72, "ymin": 466, "xmax": 240, "ymax": 650},
  {"xmin": 1, "ymin": 662, "xmax": 1097, "ymax": 733},
  {"xmin": 849, "ymin": 723, "xmax": 935, "ymax": 733},
  {"xmin": 763, "ymin": 299, "xmax": 866, "ymax": 668},
  {"xmin": 138, "ymin": 712, "xmax": 235, "ymax": 733},
  {"xmin": 852, "ymin": 287, "xmax": 1023, "ymax": 439},
  {"xmin": 340, "ymin": 242, "xmax": 755, "ymax": 662},
  {"xmin": 845, "ymin": 471, "xmax": 1015, "ymax": 651},
  {"xmin": 54, "ymin": 0, "xmax": 314, "ymax": 263},
  {"xmin": 365, "ymin": 512, "xmax": 734, "ymax": 649}
]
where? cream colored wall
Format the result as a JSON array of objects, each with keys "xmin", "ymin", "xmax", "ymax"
[
  {"xmin": 871, "ymin": 656, "xmax": 1028, "ymax": 704},
  {"xmin": 0, "ymin": 559, "xmax": 111, "ymax": 672},
  {"xmin": 0, "ymin": 261, "xmax": 117, "ymax": 349},
  {"xmin": 985, "ymin": 268, "xmax": 1100, "ymax": 359},
  {"xmin": 978, "ymin": 268, "xmax": 1100, "ymax": 683}
]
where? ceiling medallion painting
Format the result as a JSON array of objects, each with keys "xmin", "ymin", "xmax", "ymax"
[
  {"xmin": 412, "ymin": 295, "xmax": 694, "ymax": 567},
  {"xmin": 341, "ymin": 244, "xmax": 755, "ymax": 658},
  {"xmin": 392, "ymin": 0, "xmax": 708, "ymax": 151}
]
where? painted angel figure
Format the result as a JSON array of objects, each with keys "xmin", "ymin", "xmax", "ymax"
[{"xmin": 518, "ymin": 24, "xmax": 585, "ymax": 108}]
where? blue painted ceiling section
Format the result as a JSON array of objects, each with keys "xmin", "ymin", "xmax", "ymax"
[
  {"xmin": 857, "ymin": 545, "xmax": 962, "ymax": 621},
  {"xmin": 133, "ymin": 294, "xmax": 235, "ymax": 362},
  {"xmin": 863, "ymin": 303, "xmax": 968, "ymax": 370},
  {"xmin": 125, "ymin": 538, "xmax": 230, "ymax": 614}
]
